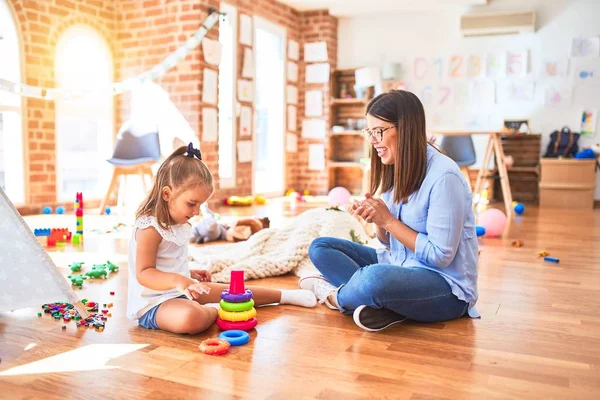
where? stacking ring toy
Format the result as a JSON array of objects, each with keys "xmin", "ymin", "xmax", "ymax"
[
  {"xmin": 218, "ymin": 330, "xmax": 250, "ymax": 346},
  {"xmin": 217, "ymin": 317, "xmax": 258, "ymax": 331},
  {"xmin": 218, "ymin": 307, "xmax": 257, "ymax": 322},
  {"xmin": 220, "ymin": 299, "xmax": 254, "ymax": 312},
  {"xmin": 221, "ymin": 289, "xmax": 253, "ymax": 302},
  {"xmin": 198, "ymin": 338, "xmax": 230, "ymax": 355}
]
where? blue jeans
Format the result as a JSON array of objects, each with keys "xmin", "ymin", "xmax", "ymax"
[{"xmin": 308, "ymin": 237, "xmax": 468, "ymax": 322}]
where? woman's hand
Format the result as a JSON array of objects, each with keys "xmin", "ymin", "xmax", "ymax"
[
  {"xmin": 176, "ymin": 277, "xmax": 211, "ymax": 300},
  {"xmin": 190, "ymin": 269, "xmax": 212, "ymax": 282},
  {"xmin": 355, "ymin": 193, "xmax": 394, "ymax": 228}
]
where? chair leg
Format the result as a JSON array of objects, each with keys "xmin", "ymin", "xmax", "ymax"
[
  {"xmin": 100, "ymin": 168, "xmax": 120, "ymax": 215},
  {"xmin": 460, "ymin": 167, "xmax": 472, "ymax": 191}
]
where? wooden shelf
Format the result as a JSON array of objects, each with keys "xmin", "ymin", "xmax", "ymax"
[
  {"xmin": 508, "ymin": 166, "xmax": 539, "ymax": 174},
  {"xmin": 328, "ymin": 161, "xmax": 365, "ymax": 168},
  {"xmin": 331, "ymin": 98, "xmax": 366, "ymax": 105},
  {"xmin": 330, "ymin": 130, "xmax": 363, "ymax": 136}
]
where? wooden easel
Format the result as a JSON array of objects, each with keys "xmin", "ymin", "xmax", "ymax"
[{"xmin": 473, "ymin": 132, "xmax": 513, "ymax": 216}]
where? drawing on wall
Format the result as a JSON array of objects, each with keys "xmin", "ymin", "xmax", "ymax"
[
  {"xmin": 486, "ymin": 52, "xmax": 507, "ymax": 79},
  {"xmin": 571, "ymin": 36, "xmax": 600, "ymax": 57},
  {"xmin": 544, "ymin": 85, "xmax": 572, "ymax": 107},
  {"xmin": 540, "ymin": 59, "xmax": 569, "ymax": 78},
  {"xmin": 506, "ymin": 51, "xmax": 528, "ymax": 77},
  {"xmin": 580, "ymin": 109, "xmax": 598, "ymax": 136}
]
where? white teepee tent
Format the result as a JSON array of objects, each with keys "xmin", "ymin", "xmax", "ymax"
[{"xmin": 0, "ymin": 188, "xmax": 82, "ymax": 313}]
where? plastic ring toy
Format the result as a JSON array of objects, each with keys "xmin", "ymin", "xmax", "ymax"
[
  {"xmin": 218, "ymin": 307, "xmax": 257, "ymax": 322},
  {"xmin": 216, "ymin": 317, "xmax": 258, "ymax": 331},
  {"xmin": 198, "ymin": 338, "xmax": 230, "ymax": 355},
  {"xmin": 220, "ymin": 299, "xmax": 254, "ymax": 312},
  {"xmin": 220, "ymin": 289, "xmax": 253, "ymax": 302},
  {"xmin": 218, "ymin": 330, "xmax": 250, "ymax": 346}
]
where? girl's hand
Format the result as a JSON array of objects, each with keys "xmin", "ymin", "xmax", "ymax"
[
  {"xmin": 190, "ymin": 269, "xmax": 212, "ymax": 282},
  {"xmin": 176, "ymin": 277, "xmax": 211, "ymax": 300},
  {"xmin": 356, "ymin": 196, "xmax": 394, "ymax": 227}
]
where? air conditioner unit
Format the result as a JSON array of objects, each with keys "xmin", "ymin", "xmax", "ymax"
[{"xmin": 460, "ymin": 10, "xmax": 536, "ymax": 37}]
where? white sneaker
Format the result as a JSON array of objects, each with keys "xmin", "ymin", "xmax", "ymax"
[{"xmin": 298, "ymin": 275, "xmax": 338, "ymax": 310}]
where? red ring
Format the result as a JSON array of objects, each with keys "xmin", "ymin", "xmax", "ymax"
[
  {"xmin": 216, "ymin": 317, "xmax": 257, "ymax": 331},
  {"xmin": 198, "ymin": 338, "xmax": 231, "ymax": 355}
]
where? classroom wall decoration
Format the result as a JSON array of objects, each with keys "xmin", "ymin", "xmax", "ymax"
[{"xmin": 580, "ymin": 109, "xmax": 598, "ymax": 136}]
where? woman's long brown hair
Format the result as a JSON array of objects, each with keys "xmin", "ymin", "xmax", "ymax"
[
  {"xmin": 367, "ymin": 90, "xmax": 428, "ymax": 204},
  {"xmin": 136, "ymin": 145, "xmax": 213, "ymax": 229}
]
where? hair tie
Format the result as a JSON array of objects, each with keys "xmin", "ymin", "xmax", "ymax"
[{"xmin": 186, "ymin": 142, "xmax": 202, "ymax": 160}]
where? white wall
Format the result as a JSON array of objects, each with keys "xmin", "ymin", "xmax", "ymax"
[{"xmin": 338, "ymin": 0, "xmax": 600, "ymax": 199}]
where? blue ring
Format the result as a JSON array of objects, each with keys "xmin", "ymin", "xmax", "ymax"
[{"xmin": 218, "ymin": 330, "xmax": 250, "ymax": 346}]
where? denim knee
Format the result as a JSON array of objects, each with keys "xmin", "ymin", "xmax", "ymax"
[{"xmin": 308, "ymin": 237, "xmax": 332, "ymax": 262}]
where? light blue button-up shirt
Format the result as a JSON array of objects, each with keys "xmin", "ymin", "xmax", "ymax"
[{"xmin": 376, "ymin": 144, "xmax": 480, "ymax": 318}]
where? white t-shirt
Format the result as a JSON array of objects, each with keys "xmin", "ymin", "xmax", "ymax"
[{"xmin": 127, "ymin": 215, "xmax": 192, "ymax": 320}]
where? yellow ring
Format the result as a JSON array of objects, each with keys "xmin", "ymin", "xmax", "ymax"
[{"xmin": 218, "ymin": 307, "xmax": 257, "ymax": 322}]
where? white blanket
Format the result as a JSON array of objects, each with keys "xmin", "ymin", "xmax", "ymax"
[{"xmin": 188, "ymin": 207, "xmax": 371, "ymax": 283}]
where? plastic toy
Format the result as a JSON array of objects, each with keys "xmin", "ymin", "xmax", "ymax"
[
  {"xmin": 511, "ymin": 240, "xmax": 524, "ymax": 247},
  {"xmin": 218, "ymin": 307, "xmax": 257, "ymax": 322},
  {"xmin": 198, "ymin": 338, "xmax": 231, "ymax": 355},
  {"xmin": 475, "ymin": 226, "xmax": 486, "ymax": 237},
  {"xmin": 216, "ymin": 270, "xmax": 258, "ymax": 331},
  {"xmin": 56, "ymin": 206, "xmax": 65, "ymax": 215},
  {"xmin": 104, "ymin": 207, "xmax": 111, "ymax": 215},
  {"xmin": 75, "ymin": 192, "xmax": 84, "ymax": 237},
  {"xmin": 514, "ymin": 203, "xmax": 525, "ymax": 215},
  {"xmin": 537, "ymin": 251, "xmax": 550, "ymax": 257},
  {"xmin": 85, "ymin": 268, "xmax": 107, "ymax": 279},
  {"xmin": 34, "ymin": 228, "xmax": 51, "ymax": 237},
  {"xmin": 328, "ymin": 187, "xmax": 351, "ymax": 206},
  {"xmin": 477, "ymin": 208, "xmax": 507, "ymax": 237},
  {"xmin": 219, "ymin": 299, "xmax": 254, "ymax": 312},
  {"xmin": 110, "ymin": 291, "xmax": 115, "ymax": 295},
  {"xmin": 190, "ymin": 216, "xmax": 228, "ymax": 243},
  {"xmin": 218, "ymin": 330, "xmax": 250, "ymax": 346},
  {"xmin": 106, "ymin": 261, "xmax": 119, "ymax": 272},
  {"xmin": 67, "ymin": 275, "xmax": 87, "ymax": 286},
  {"xmin": 544, "ymin": 256, "xmax": 560, "ymax": 263},
  {"xmin": 42, "ymin": 206, "xmax": 52, "ymax": 214},
  {"xmin": 69, "ymin": 262, "xmax": 84, "ymax": 272}
]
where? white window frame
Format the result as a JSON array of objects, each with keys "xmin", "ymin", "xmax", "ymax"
[{"xmin": 218, "ymin": 2, "xmax": 238, "ymax": 189}]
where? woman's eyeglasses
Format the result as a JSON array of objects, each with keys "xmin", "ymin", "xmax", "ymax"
[{"xmin": 362, "ymin": 126, "xmax": 394, "ymax": 142}]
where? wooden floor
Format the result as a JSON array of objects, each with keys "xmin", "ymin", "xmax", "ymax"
[{"xmin": 1, "ymin": 199, "xmax": 600, "ymax": 399}]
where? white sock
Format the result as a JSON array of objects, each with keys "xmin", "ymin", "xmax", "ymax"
[
  {"xmin": 204, "ymin": 303, "xmax": 220, "ymax": 310},
  {"xmin": 280, "ymin": 289, "xmax": 317, "ymax": 308}
]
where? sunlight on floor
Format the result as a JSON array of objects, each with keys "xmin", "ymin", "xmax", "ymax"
[{"xmin": 0, "ymin": 343, "xmax": 148, "ymax": 376}]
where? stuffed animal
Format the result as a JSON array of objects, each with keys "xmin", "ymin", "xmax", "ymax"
[{"xmin": 190, "ymin": 216, "xmax": 229, "ymax": 244}]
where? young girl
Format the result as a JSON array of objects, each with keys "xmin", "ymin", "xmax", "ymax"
[
  {"xmin": 127, "ymin": 143, "xmax": 317, "ymax": 334},
  {"xmin": 301, "ymin": 90, "xmax": 479, "ymax": 332}
]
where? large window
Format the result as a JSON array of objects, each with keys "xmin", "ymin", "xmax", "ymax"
[
  {"xmin": 218, "ymin": 2, "xmax": 238, "ymax": 189},
  {"xmin": 55, "ymin": 25, "xmax": 113, "ymax": 200},
  {"xmin": 253, "ymin": 17, "xmax": 285, "ymax": 195},
  {"xmin": 0, "ymin": 0, "xmax": 25, "ymax": 203}
]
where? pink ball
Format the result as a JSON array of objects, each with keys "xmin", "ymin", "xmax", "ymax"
[
  {"xmin": 328, "ymin": 186, "xmax": 351, "ymax": 206},
  {"xmin": 478, "ymin": 208, "xmax": 507, "ymax": 237}
]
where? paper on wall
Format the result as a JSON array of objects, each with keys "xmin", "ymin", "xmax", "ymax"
[
  {"xmin": 485, "ymin": 52, "xmax": 507, "ymax": 79},
  {"xmin": 288, "ymin": 40, "xmax": 299, "ymax": 61},
  {"xmin": 497, "ymin": 80, "xmax": 535, "ymax": 103},
  {"xmin": 506, "ymin": 50, "xmax": 528, "ymax": 77},
  {"xmin": 302, "ymin": 119, "xmax": 326, "ymax": 139},
  {"xmin": 240, "ymin": 14, "xmax": 252, "ymax": 46},
  {"xmin": 308, "ymin": 144, "xmax": 325, "ymax": 171},
  {"xmin": 202, "ymin": 107, "xmax": 218, "ymax": 142},
  {"xmin": 238, "ymin": 79, "xmax": 253, "ymax": 102},
  {"xmin": 571, "ymin": 36, "xmax": 600, "ymax": 57},
  {"xmin": 287, "ymin": 105, "xmax": 297, "ymax": 131},
  {"xmin": 242, "ymin": 48, "xmax": 254, "ymax": 78},
  {"xmin": 202, "ymin": 38, "xmax": 222, "ymax": 66},
  {"xmin": 304, "ymin": 42, "xmax": 328, "ymax": 62},
  {"xmin": 287, "ymin": 85, "xmax": 298, "ymax": 105},
  {"xmin": 286, "ymin": 133, "xmax": 298, "ymax": 153},
  {"xmin": 544, "ymin": 85, "xmax": 572, "ymax": 107},
  {"xmin": 306, "ymin": 63, "xmax": 330, "ymax": 84},
  {"xmin": 540, "ymin": 58, "xmax": 570, "ymax": 78},
  {"xmin": 237, "ymin": 140, "xmax": 253, "ymax": 163},
  {"xmin": 469, "ymin": 80, "xmax": 495, "ymax": 106},
  {"xmin": 305, "ymin": 90, "xmax": 323, "ymax": 117},
  {"xmin": 580, "ymin": 109, "xmax": 598, "ymax": 136},
  {"xmin": 287, "ymin": 62, "xmax": 298, "ymax": 83},
  {"xmin": 202, "ymin": 68, "xmax": 218, "ymax": 105},
  {"xmin": 239, "ymin": 106, "xmax": 252, "ymax": 136}
]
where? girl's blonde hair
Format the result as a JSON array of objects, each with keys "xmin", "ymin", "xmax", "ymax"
[{"xmin": 136, "ymin": 144, "xmax": 214, "ymax": 228}]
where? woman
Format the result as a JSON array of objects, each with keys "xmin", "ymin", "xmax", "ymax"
[{"xmin": 301, "ymin": 90, "xmax": 479, "ymax": 332}]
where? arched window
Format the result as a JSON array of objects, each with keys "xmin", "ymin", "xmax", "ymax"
[
  {"xmin": 0, "ymin": 0, "xmax": 25, "ymax": 203},
  {"xmin": 55, "ymin": 25, "xmax": 114, "ymax": 200}
]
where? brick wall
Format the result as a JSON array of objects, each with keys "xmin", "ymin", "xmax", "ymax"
[
  {"xmin": 9, "ymin": 0, "xmax": 337, "ymax": 212},
  {"xmin": 297, "ymin": 10, "xmax": 337, "ymax": 195},
  {"xmin": 9, "ymin": 0, "xmax": 117, "ymax": 206}
]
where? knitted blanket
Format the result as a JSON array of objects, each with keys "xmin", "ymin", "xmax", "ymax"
[{"xmin": 188, "ymin": 207, "xmax": 371, "ymax": 283}]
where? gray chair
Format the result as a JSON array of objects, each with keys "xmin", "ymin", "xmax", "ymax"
[
  {"xmin": 439, "ymin": 135, "xmax": 477, "ymax": 190},
  {"xmin": 100, "ymin": 122, "xmax": 161, "ymax": 214}
]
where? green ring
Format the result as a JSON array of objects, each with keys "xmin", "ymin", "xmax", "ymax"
[{"xmin": 220, "ymin": 299, "xmax": 254, "ymax": 312}]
